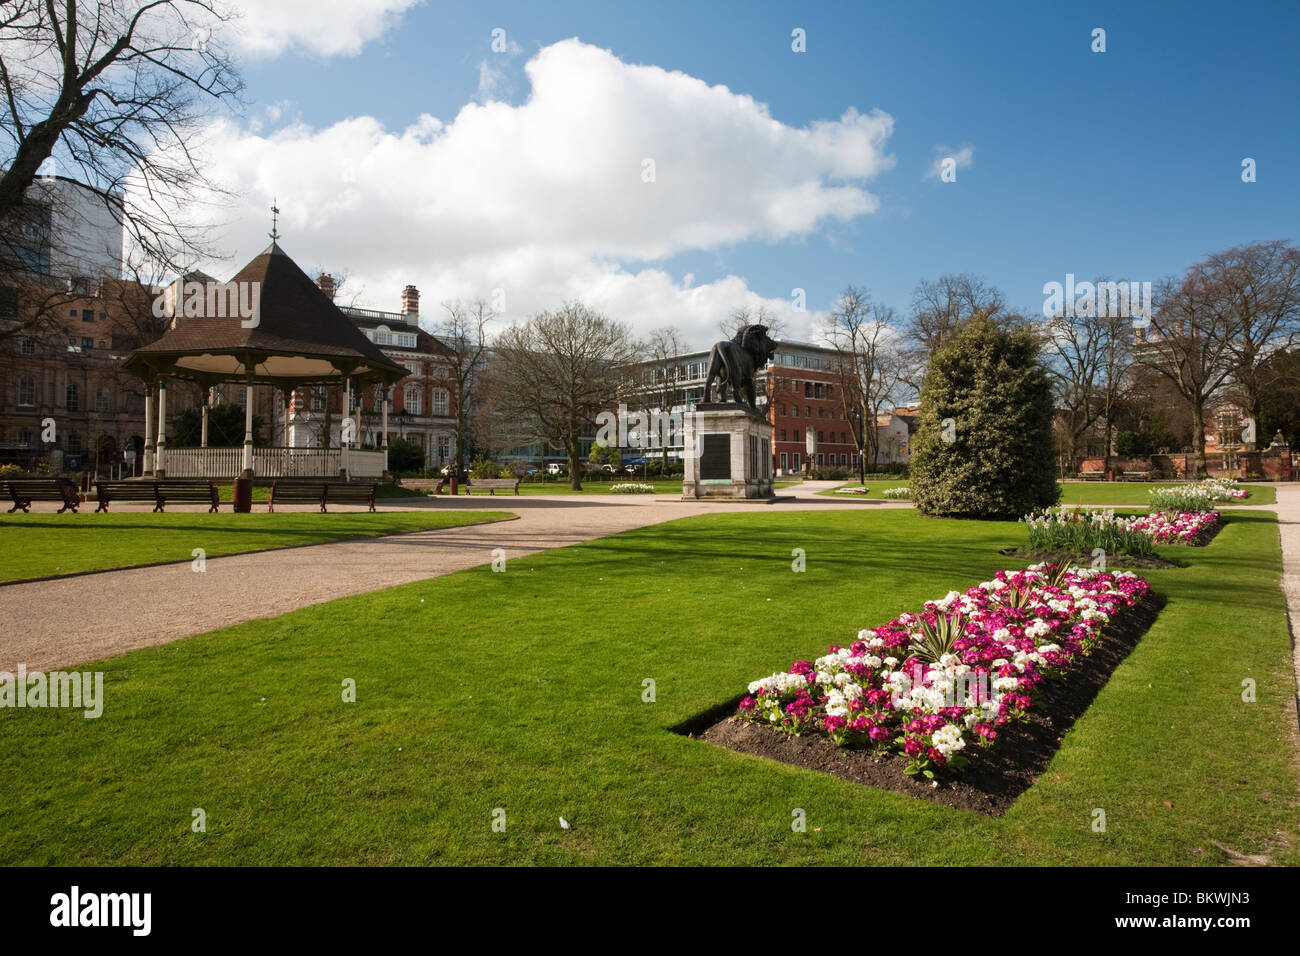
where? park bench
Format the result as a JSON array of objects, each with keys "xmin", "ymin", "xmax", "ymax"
[
  {"xmin": 155, "ymin": 479, "xmax": 220, "ymax": 513},
  {"xmin": 5, "ymin": 478, "xmax": 81, "ymax": 514},
  {"xmin": 268, "ymin": 480, "xmax": 377, "ymax": 513},
  {"xmin": 1122, "ymin": 470, "xmax": 1151, "ymax": 482},
  {"xmin": 1080, "ymin": 470, "xmax": 1105, "ymax": 481},
  {"xmin": 466, "ymin": 478, "xmax": 520, "ymax": 495},
  {"xmin": 95, "ymin": 479, "xmax": 220, "ymax": 512}
]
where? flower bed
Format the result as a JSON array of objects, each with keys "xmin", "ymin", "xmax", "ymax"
[
  {"xmin": 1024, "ymin": 505, "xmax": 1221, "ymax": 552},
  {"xmin": 1148, "ymin": 479, "xmax": 1248, "ymax": 512},
  {"xmin": 734, "ymin": 563, "xmax": 1151, "ymax": 778},
  {"xmin": 835, "ymin": 486, "xmax": 869, "ymax": 494},
  {"xmin": 1023, "ymin": 507, "xmax": 1156, "ymax": 555},
  {"xmin": 883, "ymin": 487, "xmax": 911, "ymax": 499},
  {"xmin": 1125, "ymin": 510, "xmax": 1220, "ymax": 545},
  {"xmin": 608, "ymin": 482, "xmax": 656, "ymax": 494}
]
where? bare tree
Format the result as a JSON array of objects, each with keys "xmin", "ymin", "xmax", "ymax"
[
  {"xmin": 1138, "ymin": 273, "xmax": 1240, "ymax": 474},
  {"xmin": 822, "ymin": 284, "xmax": 905, "ymax": 482},
  {"xmin": 0, "ymin": 0, "xmax": 242, "ymax": 284},
  {"xmin": 1042, "ymin": 287, "xmax": 1134, "ymax": 471},
  {"xmin": 906, "ymin": 272, "xmax": 1007, "ymax": 357},
  {"xmin": 718, "ymin": 302, "xmax": 786, "ymax": 343},
  {"xmin": 1205, "ymin": 241, "xmax": 1300, "ymax": 444},
  {"xmin": 437, "ymin": 298, "xmax": 494, "ymax": 477},
  {"xmin": 493, "ymin": 302, "xmax": 641, "ymax": 490}
]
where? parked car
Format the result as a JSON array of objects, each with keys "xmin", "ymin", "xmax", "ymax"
[{"xmin": 546, "ymin": 462, "xmax": 563, "ymax": 475}]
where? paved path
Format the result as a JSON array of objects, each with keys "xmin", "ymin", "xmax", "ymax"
[
  {"xmin": 2, "ymin": 481, "xmax": 908, "ymax": 672},
  {"xmin": 1269, "ymin": 484, "xmax": 1300, "ymax": 702}
]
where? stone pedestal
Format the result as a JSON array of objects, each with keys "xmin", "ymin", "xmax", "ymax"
[{"xmin": 681, "ymin": 403, "xmax": 774, "ymax": 500}]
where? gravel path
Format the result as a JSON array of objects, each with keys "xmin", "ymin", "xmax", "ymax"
[{"xmin": 2, "ymin": 481, "xmax": 908, "ymax": 672}]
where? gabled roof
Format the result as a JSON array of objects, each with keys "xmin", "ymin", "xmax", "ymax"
[{"xmin": 123, "ymin": 242, "xmax": 407, "ymax": 388}]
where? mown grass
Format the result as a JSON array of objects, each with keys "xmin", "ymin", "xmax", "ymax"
[
  {"xmin": 1059, "ymin": 482, "xmax": 1277, "ymax": 506},
  {"xmin": 825, "ymin": 480, "xmax": 1279, "ymax": 507},
  {"xmin": 0, "ymin": 507, "xmax": 1293, "ymax": 865},
  {"xmin": 0, "ymin": 510, "xmax": 511, "ymax": 583}
]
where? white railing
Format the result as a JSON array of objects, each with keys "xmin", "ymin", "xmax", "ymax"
[{"xmin": 158, "ymin": 447, "xmax": 388, "ymax": 479}]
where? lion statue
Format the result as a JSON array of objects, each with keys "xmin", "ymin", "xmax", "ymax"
[{"xmin": 703, "ymin": 325, "xmax": 778, "ymax": 409}]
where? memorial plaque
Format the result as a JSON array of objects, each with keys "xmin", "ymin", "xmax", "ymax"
[{"xmin": 700, "ymin": 433, "xmax": 731, "ymax": 480}]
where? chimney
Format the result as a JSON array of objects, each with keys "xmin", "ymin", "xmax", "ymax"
[
  {"xmin": 317, "ymin": 274, "xmax": 335, "ymax": 300},
  {"xmin": 401, "ymin": 284, "xmax": 420, "ymax": 321}
]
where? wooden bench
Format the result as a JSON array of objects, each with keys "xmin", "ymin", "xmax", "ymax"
[
  {"xmin": 466, "ymin": 478, "xmax": 520, "ymax": 495},
  {"xmin": 268, "ymin": 480, "xmax": 377, "ymax": 512},
  {"xmin": 1122, "ymin": 470, "xmax": 1151, "ymax": 482},
  {"xmin": 95, "ymin": 480, "xmax": 219, "ymax": 512},
  {"xmin": 5, "ymin": 478, "xmax": 81, "ymax": 514},
  {"xmin": 1080, "ymin": 470, "xmax": 1105, "ymax": 481}
]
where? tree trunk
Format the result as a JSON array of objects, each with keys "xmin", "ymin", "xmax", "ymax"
[
  {"xmin": 567, "ymin": 437, "xmax": 582, "ymax": 491},
  {"xmin": 1191, "ymin": 403, "xmax": 1207, "ymax": 476}
]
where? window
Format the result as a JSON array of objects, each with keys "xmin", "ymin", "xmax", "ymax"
[
  {"xmin": 818, "ymin": 407, "xmax": 824, "ymax": 418},
  {"xmin": 97, "ymin": 340, "xmax": 106, "ymax": 348},
  {"xmin": 81, "ymin": 337, "xmax": 93, "ymax": 349},
  {"xmin": 805, "ymin": 406, "xmax": 811, "ymax": 417},
  {"xmin": 19, "ymin": 376, "xmax": 35, "ymax": 406},
  {"xmin": 841, "ymin": 432, "xmax": 847, "ymax": 444},
  {"xmin": 804, "ymin": 382, "xmax": 812, "ymax": 397},
  {"xmin": 95, "ymin": 388, "xmax": 110, "ymax": 413},
  {"xmin": 66, "ymin": 383, "xmax": 79, "ymax": 410},
  {"xmin": 437, "ymin": 435, "xmax": 452, "ymax": 461},
  {"xmin": 780, "ymin": 452, "xmax": 788, "ymax": 471},
  {"xmin": 431, "ymin": 388, "xmax": 449, "ymax": 416},
  {"xmin": 311, "ymin": 389, "xmax": 324, "ymax": 412},
  {"xmin": 793, "ymin": 429, "xmax": 801, "ymax": 442},
  {"xmin": 791, "ymin": 405, "xmax": 799, "ymax": 418},
  {"xmin": 793, "ymin": 453, "xmax": 801, "ymax": 470},
  {"xmin": 814, "ymin": 383, "xmax": 823, "ymax": 398},
  {"xmin": 779, "ymin": 429, "xmax": 786, "ymax": 441},
  {"xmin": 817, "ymin": 453, "xmax": 825, "ymax": 466},
  {"xmin": 17, "ymin": 429, "xmax": 32, "ymax": 446},
  {"xmin": 81, "ymin": 310, "xmax": 94, "ymax": 323},
  {"xmin": 778, "ymin": 403, "xmax": 786, "ymax": 416},
  {"xmin": 67, "ymin": 433, "xmax": 81, "ymax": 454},
  {"xmin": 404, "ymin": 384, "xmax": 422, "ymax": 415},
  {"xmin": 20, "ymin": 338, "xmax": 35, "ymax": 355},
  {"xmin": 817, "ymin": 431, "xmax": 824, "ymax": 443}
]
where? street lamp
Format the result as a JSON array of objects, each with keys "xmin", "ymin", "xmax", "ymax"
[{"xmin": 850, "ymin": 406, "xmax": 865, "ymax": 485}]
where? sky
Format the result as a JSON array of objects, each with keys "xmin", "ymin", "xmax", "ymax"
[{"xmin": 171, "ymin": 0, "xmax": 1300, "ymax": 350}]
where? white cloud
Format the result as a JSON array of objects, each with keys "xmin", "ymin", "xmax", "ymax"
[
  {"xmin": 925, "ymin": 145, "xmax": 974, "ymax": 181},
  {"xmin": 224, "ymin": 0, "xmax": 423, "ymax": 59},
  {"xmin": 171, "ymin": 38, "xmax": 893, "ymax": 349}
]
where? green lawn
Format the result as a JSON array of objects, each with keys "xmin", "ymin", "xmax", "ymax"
[
  {"xmin": 0, "ymin": 506, "xmax": 1294, "ymax": 865},
  {"xmin": 1058, "ymin": 481, "xmax": 1277, "ymax": 506},
  {"xmin": 818, "ymin": 479, "xmax": 911, "ymax": 498},
  {"xmin": 0, "ymin": 510, "xmax": 512, "ymax": 583},
  {"xmin": 824, "ymin": 480, "xmax": 1278, "ymax": 507}
]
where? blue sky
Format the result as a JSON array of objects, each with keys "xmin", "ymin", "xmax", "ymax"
[{"xmin": 204, "ymin": 0, "xmax": 1299, "ymax": 346}]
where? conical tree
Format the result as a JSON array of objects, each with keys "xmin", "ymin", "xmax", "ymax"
[{"xmin": 910, "ymin": 313, "xmax": 1058, "ymax": 519}]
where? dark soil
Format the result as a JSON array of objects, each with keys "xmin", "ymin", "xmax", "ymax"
[
  {"xmin": 691, "ymin": 594, "xmax": 1166, "ymax": 817},
  {"xmin": 998, "ymin": 547, "xmax": 1181, "ymax": 569}
]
